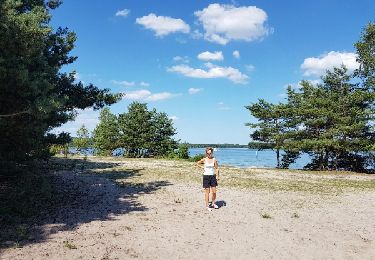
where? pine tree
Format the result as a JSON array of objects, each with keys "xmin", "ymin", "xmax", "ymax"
[
  {"xmin": 73, "ymin": 125, "xmax": 90, "ymax": 156},
  {"xmin": 245, "ymin": 100, "xmax": 287, "ymax": 168},
  {"xmin": 149, "ymin": 110, "xmax": 177, "ymax": 157},
  {"xmin": 0, "ymin": 1, "xmax": 121, "ymax": 161},
  {"xmin": 92, "ymin": 108, "xmax": 120, "ymax": 156},
  {"xmin": 118, "ymin": 102, "xmax": 153, "ymax": 157}
]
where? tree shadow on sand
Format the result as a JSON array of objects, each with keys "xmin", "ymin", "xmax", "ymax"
[{"xmin": 0, "ymin": 157, "xmax": 171, "ymax": 249}]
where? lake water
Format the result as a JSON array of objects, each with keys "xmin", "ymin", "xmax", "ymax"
[
  {"xmin": 70, "ymin": 147, "xmax": 311, "ymax": 169},
  {"xmin": 189, "ymin": 148, "xmax": 311, "ymax": 169}
]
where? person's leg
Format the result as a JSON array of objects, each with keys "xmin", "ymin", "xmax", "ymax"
[
  {"xmin": 204, "ymin": 188, "xmax": 211, "ymax": 209},
  {"xmin": 203, "ymin": 176, "xmax": 212, "ymax": 211},
  {"xmin": 210, "ymin": 175, "xmax": 218, "ymax": 208},
  {"xmin": 211, "ymin": 186, "xmax": 216, "ymax": 203}
]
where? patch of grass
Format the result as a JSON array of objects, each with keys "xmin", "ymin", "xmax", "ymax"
[
  {"xmin": 63, "ymin": 240, "xmax": 77, "ymax": 249},
  {"xmin": 13, "ymin": 241, "xmax": 22, "ymax": 248},
  {"xmin": 174, "ymin": 198, "xmax": 183, "ymax": 203},
  {"xmin": 291, "ymin": 212, "xmax": 300, "ymax": 218},
  {"xmin": 260, "ymin": 212, "xmax": 272, "ymax": 219},
  {"xmin": 83, "ymin": 157, "xmax": 375, "ymax": 195}
]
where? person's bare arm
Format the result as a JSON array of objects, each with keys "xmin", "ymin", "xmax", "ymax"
[
  {"xmin": 196, "ymin": 158, "xmax": 205, "ymax": 169},
  {"xmin": 214, "ymin": 159, "xmax": 219, "ymax": 181}
]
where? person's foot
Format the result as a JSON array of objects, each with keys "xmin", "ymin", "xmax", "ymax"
[{"xmin": 212, "ymin": 202, "xmax": 219, "ymax": 209}]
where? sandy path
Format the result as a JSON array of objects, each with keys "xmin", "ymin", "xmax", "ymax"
[{"xmin": 1, "ymin": 161, "xmax": 375, "ymax": 259}]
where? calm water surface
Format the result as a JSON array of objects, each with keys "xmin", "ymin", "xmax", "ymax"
[{"xmin": 189, "ymin": 148, "xmax": 311, "ymax": 169}]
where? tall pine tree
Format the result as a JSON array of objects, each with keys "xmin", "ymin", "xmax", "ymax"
[
  {"xmin": 0, "ymin": 0, "xmax": 121, "ymax": 161},
  {"xmin": 92, "ymin": 108, "xmax": 119, "ymax": 156}
]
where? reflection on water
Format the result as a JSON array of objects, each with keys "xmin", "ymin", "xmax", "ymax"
[{"xmin": 189, "ymin": 148, "xmax": 311, "ymax": 169}]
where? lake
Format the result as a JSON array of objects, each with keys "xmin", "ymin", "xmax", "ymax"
[
  {"xmin": 189, "ymin": 148, "xmax": 311, "ymax": 169},
  {"xmin": 69, "ymin": 147, "xmax": 311, "ymax": 169}
]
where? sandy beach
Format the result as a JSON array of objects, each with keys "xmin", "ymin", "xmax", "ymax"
[{"xmin": 1, "ymin": 156, "xmax": 375, "ymax": 260}]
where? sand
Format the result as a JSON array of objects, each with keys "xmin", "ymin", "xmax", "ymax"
[{"xmin": 1, "ymin": 157, "xmax": 375, "ymax": 260}]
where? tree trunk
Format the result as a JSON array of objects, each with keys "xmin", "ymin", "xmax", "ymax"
[{"xmin": 276, "ymin": 149, "xmax": 280, "ymax": 168}]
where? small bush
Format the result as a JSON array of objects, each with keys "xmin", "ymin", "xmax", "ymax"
[
  {"xmin": 260, "ymin": 212, "xmax": 272, "ymax": 219},
  {"xmin": 63, "ymin": 240, "xmax": 77, "ymax": 249},
  {"xmin": 188, "ymin": 154, "xmax": 205, "ymax": 162},
  {"xmin": 177, "ymin": 143, "xmax": 189, "ymax": 159}
]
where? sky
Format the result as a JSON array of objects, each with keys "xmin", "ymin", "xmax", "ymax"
[{"xmin": 51, "ymin": 0, "xmax": 375, "ymax": 144}]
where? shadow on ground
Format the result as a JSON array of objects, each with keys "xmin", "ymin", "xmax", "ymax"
[{"xmin": 0, "ymin": 157, "xmax": 171, "ymax": 249}]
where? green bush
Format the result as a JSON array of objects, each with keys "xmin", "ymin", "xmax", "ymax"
[
  {"xmin": 188, "ymin": 154, "xmax": 205, "ymax": 162},
  {"xmin": 176, "ymin": 143, "xmax": 189, "ymax": 159}
]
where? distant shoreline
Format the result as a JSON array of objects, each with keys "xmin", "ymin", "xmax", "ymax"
[{"xmin": 187, "ymin": 144, "xmax": 248, "ymax": 148}]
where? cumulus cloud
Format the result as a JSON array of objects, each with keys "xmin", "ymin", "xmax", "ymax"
[
  {"xmin": 115, "ymin": 9, "xmax": 130, "ymax": 17},
  {"xmin": 245, "ymin": 64, "xmax": 255, "ymax": 72},
  {"xmin": 197, "ymin": 51, "xmax": 224, "ymax": 61},
  {"xmin": 136, "ymin": 13, "xmax": 190, "ymax": 37},
  {"xmin": 191, "ymin": 29, "xmax": 204, "ymax": 39},
  {"xmin": 111, "ymin": 80, "xmax": 135, "ymax": 87},
  {"xmin": 301, "ymin": 51, "xmax": 359, "ymax": 77},
  {"xmin": 188, "ymin": 88, "xmax": 203, "ymax": 94},
  {"xmin": 233, "ymin": 50, "xmax": 240, "ymax": 59},
  {"xmin": 168, "ymin": 116, "xmax": 179, "ymax": 121},
  {"xmin": 168, "ymin": 64, "xmax": 248, "ymax": 84},
  {"xmin": 194, "ymin": 4, "xmax": 271, "ymax": 45},
  {"xmin": 173, "ymin": 56, "xmax": 189, "ymax": 63},
  {"xmin": 123, "ymin": 89, "xmax": 180, "ymax": 102},
  {"xmin": 140, "ymin": 81, "xmax": 150, "ymax": 87},
  {"xmin": 52, "ymin": 109, "xmax": 100, "ymax": 136}
]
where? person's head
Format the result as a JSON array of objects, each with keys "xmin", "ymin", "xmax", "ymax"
[{"xmin": 205, "ymin": 147, "xmax": 214, "ymax": 158}]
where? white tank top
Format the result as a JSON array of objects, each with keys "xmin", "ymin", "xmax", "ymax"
[{"xmin": 203, "ymin": 158, "xmax": 215, "ymax": 175}]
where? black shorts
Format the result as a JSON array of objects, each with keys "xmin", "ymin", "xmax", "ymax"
[{"xmin": 203, "ymin": 175, "xmax": 217, "ymax": 188}]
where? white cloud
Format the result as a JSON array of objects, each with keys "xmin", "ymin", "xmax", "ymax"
[
  {"xmin": 169, "ymin": 116, "xmax": 179, "ymax": 121},
  {"xmin": 115, "ymin": 9, "xmax": 130, "ymax": 17},
  {"xmin": 284, "ymin": 80, "xmax": 322, "ymax": 91},
  {"xmin": 301, "ymin": 51, "xmax": 359, "ymax": 77},
  {"xmin": 175, "ymin": 38, "xmax": 187, "ymax": 44},
  {"xmin": 123, "ymin": 89, "xmax": 180, "ymax": 102},
  {"xmin": 146, "ymin": 92, "xmax": 178, "ymax": 101},
  {"xmin": 191, "ymin": 29, "xmax": 204, "ymax": 39},
  {"xmin": 233, "ymin": 50, "xmax": 240, "ymax": 59},
  {"xmin": 245, "ymin": 64, "xmax": 255, "ymax": 72},
  {"xmin": 52, "ymin": 109, "xmax": 100, "ymax": 136},
  {"xmin": 168, "ymin": 64, "xmax": 248, "ymax": 84},
  {"xmin": 218, "ymin": 102, "xmax": 231, "ymax": 110},
  {"xmin": 188, "ymin": 87, "xmax": 203, "ymax": 94},
  {"xmin": 194, "ymin": 4, "xmax": 271, "ymax": 45},
  {"xmin": 173, "ymin": 56, "xmax": 189, "ymax": 63},
  {"xmin": 197, "ymin": 51, "xmax": 224, "ymax": 61},
  {"xmin": 111, "ymin": 80, "xmax": 135, "ymax": 87},
  {"xmin": 140, "ymin": 81, "xmax": 150, "ymax": 87},
  {"xmin": 136, "ymin": 13, "xmax": 190, "ymax": 37},
  {"xmin": 73, "ymin": 72, "xmax": 80, "ymax": 80},
  {"xmin": 124, "ymin": 89, "xmax": 151, "ymax": 100}
]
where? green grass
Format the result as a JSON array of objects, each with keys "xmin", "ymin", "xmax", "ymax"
[
  {"xmin": 260, "ymin": 212, "xmax": 272, "ymax": 219},
  {"xmin": 63, "ymin": 240, "xmax": 77, "ymax": 249},
  {"xmin": 69, "ymin": 156, "xmax": 375, "ymax": 195}
]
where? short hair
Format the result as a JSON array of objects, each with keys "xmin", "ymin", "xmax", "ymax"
[{"xmin": 205, "ymin": 147, "xmax": 214, "ymax": 154}]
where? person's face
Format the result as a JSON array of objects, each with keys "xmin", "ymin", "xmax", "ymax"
[{"xmin": 206, "ymin": 150, "xmax": 212, "ymax": 157}]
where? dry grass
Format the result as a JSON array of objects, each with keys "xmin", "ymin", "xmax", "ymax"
[{"xmin": 68, "ymin": 156, "xmax": 375, "ymax": 195}]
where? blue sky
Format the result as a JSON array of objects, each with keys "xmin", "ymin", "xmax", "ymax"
[{"xmin": 52, "ymin": 0, "xmax": 375, "ymax": 144}]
